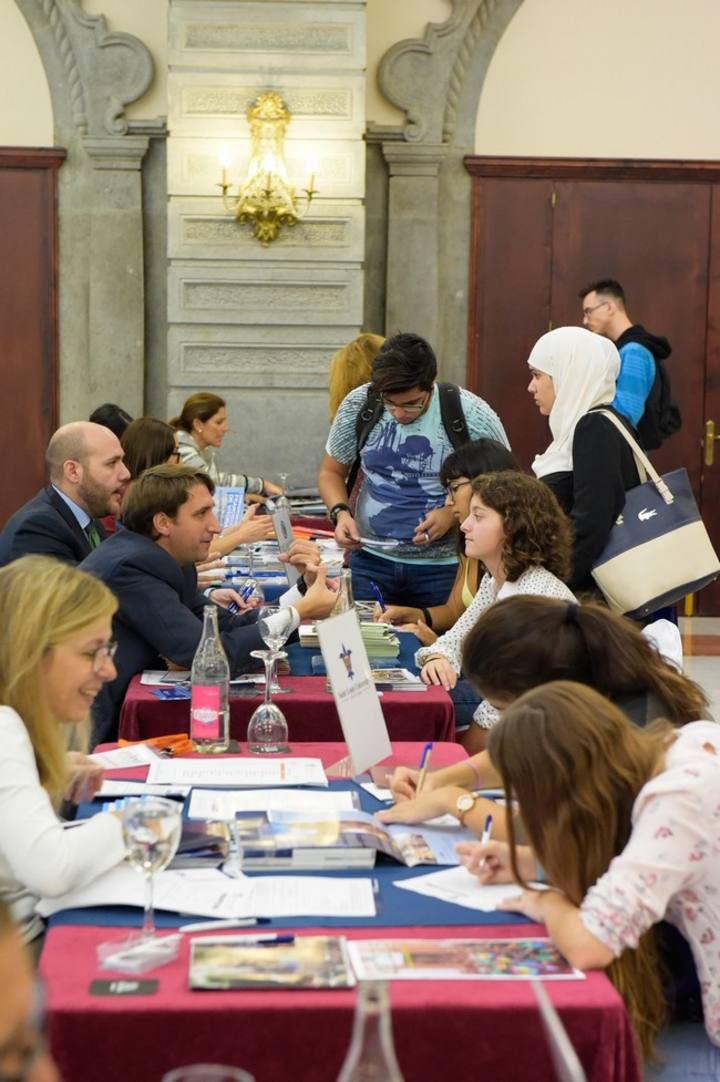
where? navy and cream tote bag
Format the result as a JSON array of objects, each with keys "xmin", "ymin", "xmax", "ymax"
[{"xmin": 591, "ymin": 411, "xmax": 720, "ymax": 618}]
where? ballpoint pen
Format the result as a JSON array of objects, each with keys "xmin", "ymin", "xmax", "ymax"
[
  {"xmin": 416, "ymin": 741, "xmax": 433, "ymax": 794},
  {"xmin": 178, "ymin": 918, "xmax": 260, "ymax": 934},
  {"xmin": 479, "ymin": 813, "xmax": 493, "ymax": 871},
  {"xmin": 369, "ymin": 580, "xmax": 387, "ymax": 612}
]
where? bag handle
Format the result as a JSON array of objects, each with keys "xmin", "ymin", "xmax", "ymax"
[{"xmin": 593, "ymin": 409, "xmax": 674, "ymax": 505}]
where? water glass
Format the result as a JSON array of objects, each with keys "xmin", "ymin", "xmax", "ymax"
[
  {"xmin": 257, "ymin": 605, "xmax": 292, "ymax": 694},
  {"xmin": 247, "ymin": 649, "xmax": 290, "ymax": 753},
  {"xmin": 161, "ymin": 1067, "xmax": 255, "ymax": 1082}
]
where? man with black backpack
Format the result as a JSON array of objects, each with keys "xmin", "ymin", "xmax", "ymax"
[
  {"xmin": 318, "ymin": 332, "xmax": 509, "ymax": 608},
  {"xmin": 579, "ymin": 278, "xmax": 681, "ymax": 450}
]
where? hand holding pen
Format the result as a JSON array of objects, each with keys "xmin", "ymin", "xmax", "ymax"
[{"xmin": 416, "ymin": 741, "xmax": 433, "ymax": 794}]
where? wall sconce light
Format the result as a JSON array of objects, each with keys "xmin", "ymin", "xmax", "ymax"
[{"xmin": 218, "ymin": 91, "xmax": 317, "ymax": 245}]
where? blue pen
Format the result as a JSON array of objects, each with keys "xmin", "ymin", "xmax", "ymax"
[
  {"xmin": 227, "ymin": 602, "xmax": 240, "ymax": 615},
  {"xmin": 369, "ymin": 580, "xmax": 387, "ymax": 612},
  {"xmin": 416, "ymin": 741, "xmax": 433, "ymax": 794},
  {"xmin": 479, "ymin": 814, "xmax": 493, "ymax": 870},
  {"xmin": 240, "ymin": 584, "xmax": 255, "ymax": 602}
]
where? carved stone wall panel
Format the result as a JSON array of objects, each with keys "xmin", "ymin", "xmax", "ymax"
[
  {"xmin": 168, "ymin": 263, "xmax": 363, "ymax": 326},
  {"xmin": 169, "ymin": 2, "xmax": 366, "ymax": 71},
  {"xmin": 168, "ymin": 197, "xmax": 364, "ymax": 262},
  {"xmin": 168, "ymin": 324, "xmax": 346, "ymax": 387},
  {"xmin": 169, "ymin": 72, "xmax": 365, "ymax": 139},
  {"xmin": 168, "ymin": 136, "xmax": 365, "ymax": 199}
]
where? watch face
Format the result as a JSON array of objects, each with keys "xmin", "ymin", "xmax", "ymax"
[{"xmin": 457, "ymin": 794, "xmax": 475, "ymax": 813}]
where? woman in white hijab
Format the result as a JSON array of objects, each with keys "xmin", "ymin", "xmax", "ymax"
[{"xmin": 527, "ymin": 326, "xmax": 640, "ymax": 594}]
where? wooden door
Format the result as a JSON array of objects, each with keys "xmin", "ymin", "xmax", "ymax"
[
  {"xmin": 0, "ymin": 148, "xmax": 64, "ymax": 526},
  {"xmin": 466, "ymin": 157, "xmax": 720, "ymax": 614}
]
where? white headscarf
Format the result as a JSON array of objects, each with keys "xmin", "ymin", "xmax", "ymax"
[{"xmin": 528, "ymin": 326, "xmax": 620, "ymax": 478}]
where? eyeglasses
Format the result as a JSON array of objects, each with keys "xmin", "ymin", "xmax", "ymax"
[
  {"xmin": 381, "ymin": 392, "xmax": 429, "ymax": 414},
  {"xmin": 446, "ymin": 480, "xmax": 471, "ymax": 499},
  {"xmin": 582, "ymin": 300, "xmax": 609, "ymax": 318},
  {"xmin": 92, "ymin": 641, "xmax": 118, "ymax": 673}
]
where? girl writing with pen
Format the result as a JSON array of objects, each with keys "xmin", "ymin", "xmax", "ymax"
[
  {"xmin": 458, "ymin": 681, "xmax": 720, "ymax": 1079},
  {"xmin": 380, "ymin": 596, "xmax": 708, "ymax": 841}
]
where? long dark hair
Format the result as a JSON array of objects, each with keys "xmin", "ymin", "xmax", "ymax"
[
  {"xmin": 121, "ymin": 417, "xmax": 176, "ymax": 481},
  {"xmin": 461, "ymin": 596, "xmax": 708, "ymax": 724}
]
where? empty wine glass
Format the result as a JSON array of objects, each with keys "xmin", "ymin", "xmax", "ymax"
[
  {"xmin": 257, "ymin": 604, "xmax": 292, "ymax": 694},
  {"xmin": 236, "ymin": 545, "xmax": 264, "ymax": 605},
  {"xmin": 247, "ymin": 649, "xmax": 290, "ymax": 753},
  {"xmin": 97, "ymin": 796, "xmax": 182, "ymax": 973},
  {"xmin": 276, "ymin": 472, "xmax": 290, "ymax": 508}
]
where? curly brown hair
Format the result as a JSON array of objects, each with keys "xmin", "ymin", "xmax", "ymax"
[{"xmin": 471, "ymin": 471, "xmax": 572, "ymax": 582}]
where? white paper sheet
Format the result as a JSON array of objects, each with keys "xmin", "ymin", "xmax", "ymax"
[
  {"xmin": 36, "ymin": 865, "xmax": 376, "ymax": 919},
  {"xmin": 89, "ymin": 745, "xmax": 159, "ymax": 769},
  {"xmin": 97, "ymin": 780, "xmax": 191, "ymax": 799},
  {"xmin": 187, "ymin": 788, "xmax": 357, "ymax": 820},
  {"xmin": 394, "ymin": 865, "xmax": 545, "ymax": 912},
  {"xmin": 146, "ymin": 757, "xmax": 328, "ymax": 788},
  {"xmin": 140, "ymin": 671, "xmax": 191, "ymax": 686}
]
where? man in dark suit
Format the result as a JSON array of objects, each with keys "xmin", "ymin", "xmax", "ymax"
[
  {"xmin": 0, "ymin": 421, "xmax": 130, "ymax": 566},
  {"xmin": 81, "ymin": 464, "xmax": 337, "ymax": 745}
]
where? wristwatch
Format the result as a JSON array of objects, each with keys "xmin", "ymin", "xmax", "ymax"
[
  {"xmin": 455, "ymin": 792, "xmax": 478, "ymax": 825},
  {"xmin": 328, "ymin": 502, "xmax": 353, "ymax": 526}
]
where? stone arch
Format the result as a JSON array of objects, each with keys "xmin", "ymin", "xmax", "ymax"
[
  {"xmin": 14, "ymin": 0, "xmax": 161, "ymax": 420},
  {"xmin": 373, "ymin": 0, "xmax": 526, "ymax": 383}
]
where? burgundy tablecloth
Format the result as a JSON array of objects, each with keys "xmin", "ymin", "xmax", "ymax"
[
  {"xmin": 41, "ymin": 923, "xmax": 640, "ymax": 1082},
  {"xmin": 119, "ymin": 675, "xmax": 455, "ymax": 744}
]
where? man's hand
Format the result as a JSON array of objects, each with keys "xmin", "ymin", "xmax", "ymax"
[
  {"xmin": 295, "ymin": 565, "xmax": 339, "ymax": 620},
  {"xmin": 278, "ymin": 539, "xmax": 322, "ymax": 580},
  {"xmin": 64, "ymin": 751, "xmax": 104, "ymax": 804},
  {"xmin": 335, "ymin": 511, "xmax": 362, "ymax": 550},
  {"xmin": 412, "ymin": 506, "xmax": 457, "ymax": 546},
  {"xmin": 420, "ymin": 656, "xmax": 457, "ymax": 690},
  {"xmin": 263, "ymin": 480, "xmax": 282, "ymax": 497},
  {"xmin": 209, "ymin": 588, "xmax": 253, "ymax": 612}
]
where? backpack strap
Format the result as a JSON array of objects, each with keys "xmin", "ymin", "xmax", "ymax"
[
  {"xmin": 345, "ymin": 387, "xmax": 384, "ymax": 495},
  {"xmin": 437, "ymin": 382, "xmax": 470, "ymax": 449}
]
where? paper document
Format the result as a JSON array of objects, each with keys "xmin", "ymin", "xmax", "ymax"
[
  {"xmin": 187, "ymin": 787, "xmax": 358, "ymax": 820},
  {"xmin": 140, "ymin": 670, "xmax": 190, "ymax": 686},
  {"xmin": 97, "ymin": 780, "xmax": 191, "ymax": 799},
  {"xmin": 357, "ymin": 536, "xmax": 401, "ymax": 549},
  {"xmin": 36, "ymin": 865, "xmax": 376, "ymax": 919},
  {"xmin": 146, "ymin": 757, "xmax": 328, "ymax": 788},
  {"xmin": 89, "ymin": 745, "xmax": 159, "ymax": 769},
  {"xmin": 395, "ymin": 865, "xmax": 546, "ymax": 911}
]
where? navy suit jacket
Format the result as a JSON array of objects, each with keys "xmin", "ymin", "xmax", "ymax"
[
  {"xmin": 79, "ymin": 529, "xmax": 265, "ymax": 746},
  {"xmin": 0, "ymin": 486, "xmax": 104, "ymax": 567}
]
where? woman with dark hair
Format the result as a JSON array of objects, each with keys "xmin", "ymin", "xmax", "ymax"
[
  {"xmin": 171, "ymin": 392, "xmax": 279, "ymax": 499},
  {"xmin": 414, "ymin": 471, "xmax": 574, "ymax": 748},
  {"xmin": 121, "ymin": 417, "xmax": 178, "ymax": 481},
  {"xmin": 383, "ymin": 597, "xmax": 708, "ymax": 832},
  {"xmin": 88, "ymin": 403, "xmax": 133, "ymax": 439},
  {"xmin": 462, "ymin": 682, "xmax": 720, "ymax": 1075},
  {"xmin": 375, "ymin": 439, "xmax": 521, "ymax": 644}
]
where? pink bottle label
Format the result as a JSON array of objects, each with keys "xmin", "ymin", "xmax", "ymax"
[{"xmin": 190, "ymin": 686, "xmax": 221, "ymax": 739}]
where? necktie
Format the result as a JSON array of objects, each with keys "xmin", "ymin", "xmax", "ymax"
[{"xmin": 85, "ymin": 521, "xmax": 102, "ymax": 550}]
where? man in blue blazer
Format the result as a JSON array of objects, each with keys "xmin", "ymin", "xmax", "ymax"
[
  {"xmin": 0, "ymin": 422, "xmax": 130, "ymax": 566},
  {"xmin": 81, "ymin": 464, "xmax": 337, "ymax": 746}
]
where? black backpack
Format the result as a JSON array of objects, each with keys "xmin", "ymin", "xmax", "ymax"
[
  {"xmin": 636, "ymin": 358, "xmax": 682, "ymax": 451},
  {"xmin": 345, "ymin": 382, "xmax": 470, "ymax": 494}
]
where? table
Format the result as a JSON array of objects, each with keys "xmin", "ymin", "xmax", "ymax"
[
  {"xmin": 41, "ymin": 742, "xmax": 641, "ymax": 1082},
  {"xmin": 119, "ymin": 637, "xmax": 455, "ymax": 745}
]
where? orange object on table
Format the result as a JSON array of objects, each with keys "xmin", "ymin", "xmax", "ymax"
[{"xmin": 118, "ymin": 732, "xmax": 194, "ymax": 756}]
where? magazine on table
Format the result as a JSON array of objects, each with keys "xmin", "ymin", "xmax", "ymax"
[
  {"xmin": 232, "ymin": 808, "xmax": 475, "ymax": 870},
  {"xmin": 325, "ymin": 667, "xmax": 426, "ymax": 693},
  {"xmin": 346, "ymin": 938, "xmax": 585, "ymax": 981},
  {"xmin": 189, "ymin": 935, "xmax": 355, "ymax": 990}
]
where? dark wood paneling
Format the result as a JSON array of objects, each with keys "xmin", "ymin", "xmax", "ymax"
[{"xmin": 0, "ymin": 148, "xmax": 64, "ymax": 526}]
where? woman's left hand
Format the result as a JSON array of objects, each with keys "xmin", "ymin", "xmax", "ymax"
[
  {"xmin": 397, "ymin": 621, "xmax": 437, "ymax": 645},
  {"xmin": 64, "ymin": 752, "xmax": 104, "ymax": 804},
  {"xmin": 498, "ymin": 887, "xmax": 552, "ymax": 923},
  {"xmin": 376, "ymin": 787, "xmax": 456, "ymax": 825}
]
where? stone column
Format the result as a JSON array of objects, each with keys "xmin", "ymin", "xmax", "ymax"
[
  {"xmin": 83, "ymin": 136, "xmax": 149, "ymax": 416},
  {"xmin": 382, "ymin": 142, "xmax": 448, "ymax": 344}
]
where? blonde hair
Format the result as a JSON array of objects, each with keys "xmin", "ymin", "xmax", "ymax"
[
  {"xmin": 488, "ymin": 681, "xmax": 674, "ymax": 1059},
  {"xmin": 328, "ymin": 333, "xmax": 385, "ymax": 419},
  {"xmin": 0, "ymin": 557, "xmax": 117, "ymax": 802}
]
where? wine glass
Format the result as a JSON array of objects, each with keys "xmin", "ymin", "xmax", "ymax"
[
  {"xmin": 276, "ymin": 472, "xmax": 290, "ymax": 508},
  {"xmin": 257, "ymin": 604, "xmax": 292, "ymax": 694},
  {"xmin": 247, "ymin": 649, "xmax": 290, "ymax": 753},
  {"xmin": 97, "ymin": 796, "xmax": 182, "ymax": 973},
  {"xmin": 236, "ymin": 545, "xmax": 265, "ymax": 605}
]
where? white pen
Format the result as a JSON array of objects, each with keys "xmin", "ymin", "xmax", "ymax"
[
  {"xmin": 178, "ymin": 918, "xmax": 258, "ymax": 934},
  {"xmin": 479, "ymin": 813, "xmax": 493, "ymax": 871}
]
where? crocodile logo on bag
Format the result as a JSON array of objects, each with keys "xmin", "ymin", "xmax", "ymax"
[{"xmin": 638, "ymin": 508, "xmax": 658, "ymax": 522}]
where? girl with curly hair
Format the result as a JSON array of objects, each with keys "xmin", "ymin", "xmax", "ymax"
[{"xmin": 414, "ymin": 471, "xmax": 575, "ymax": 750}]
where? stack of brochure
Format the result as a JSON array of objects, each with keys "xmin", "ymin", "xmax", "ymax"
[
  {"xmin": 301, "ymin": 621, "xmax": 399, "ymax": 660},
  {"xmin": 326, "ymin": 668, "xmax": 426, "ymax": 693}
]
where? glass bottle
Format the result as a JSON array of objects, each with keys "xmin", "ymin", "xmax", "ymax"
[
  {"xmin": 336, "ymin": 982, "xmax": 405, "ymax": 1082},
  {"xmin": 190, "ymin": 606, "xmax": 230, "ymax": 753},
  {"xmin": 331, "ymin": 567, "xmax": 355, "ymax": 617}
]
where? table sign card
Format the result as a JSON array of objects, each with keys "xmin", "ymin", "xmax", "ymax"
[{"xmin": 317, "ymin": 610, "xmax": 392, "ymax": 775}]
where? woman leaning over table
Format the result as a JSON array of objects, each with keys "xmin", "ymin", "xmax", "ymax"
[
  {"xmin": 374, "ymin": 438, "xmax": 521, "ymax": 646},
  {"xmin": 527, "ymin": 325, "xmax": 640, "ymax": 595},
  {"xmin": 382, "ymin": 596, "xmax": 708, "ymax": 842},
  {"xmin": 0, "ymin": 556, "xmax": 126, "ymax": 951},
  {"xmin": 414, "ymin": 470, "xmax": 575, "ymax": 750},
  {"xmin": 461, "ymin": 681, "xmax": 720, "ymax": 1078}
]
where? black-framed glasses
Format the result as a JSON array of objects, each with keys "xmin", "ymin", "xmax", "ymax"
[
  {"xmin": 446, "ymin": 479, "xmax": 472, "ymax": 499},
  {"xmin": 93, "ymin": 640, "xmax": 118, "ymax": 673},
  {"xmin": 582, "ymin": 300, "xmax": 609, "ymax": 317}
]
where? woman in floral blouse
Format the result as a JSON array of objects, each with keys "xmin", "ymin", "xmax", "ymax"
[{"xmin": 461, "ymin": 681, "xmax": 720, "ymax": 1076}]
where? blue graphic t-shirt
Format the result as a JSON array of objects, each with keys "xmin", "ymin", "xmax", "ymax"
[{"xmin": 326, "ymin": 384, "xmax": 509, "ymax": 564}]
